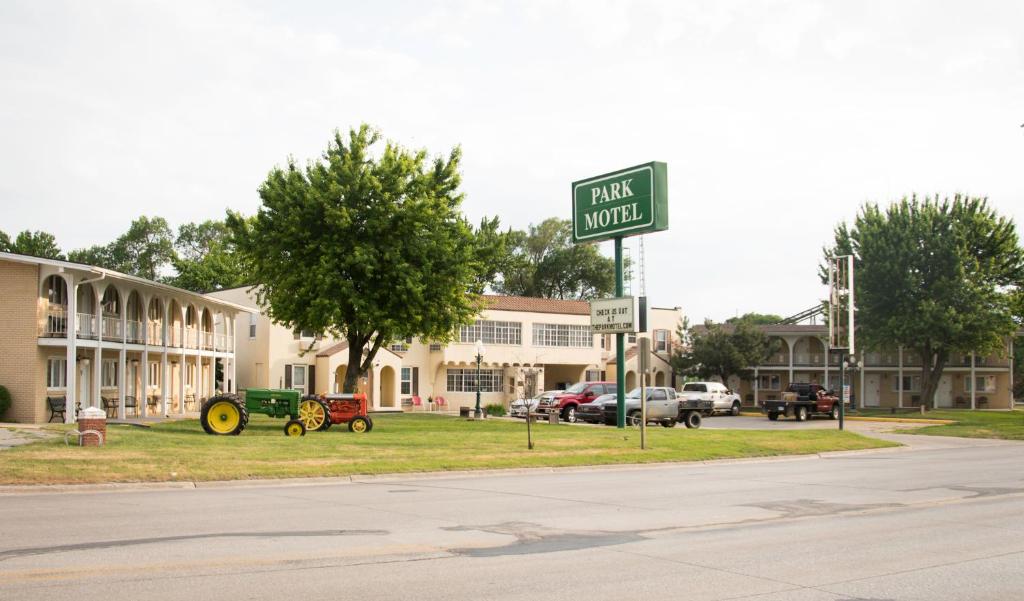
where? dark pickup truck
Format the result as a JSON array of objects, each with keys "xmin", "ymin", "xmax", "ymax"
[{"xmin": 761, "ymin": 383, "xmax": 846, "ymax": 422}]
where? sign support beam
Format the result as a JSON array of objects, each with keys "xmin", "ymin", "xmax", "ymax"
[{"xmin": 615, "ymin": 236, "xmax": 625, "ymax": 428}]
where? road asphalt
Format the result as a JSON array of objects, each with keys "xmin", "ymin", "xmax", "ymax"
[{"xmin": 1, "ymin": 419, "xmax": 1022, "ymax": 600}]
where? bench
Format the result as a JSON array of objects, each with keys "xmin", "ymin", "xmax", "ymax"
[{"xmin": 47, "ymin": 396, "xmax": 66, "ymax": 422}]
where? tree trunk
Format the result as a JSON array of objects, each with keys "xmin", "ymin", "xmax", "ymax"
[
  {"xmin": 342, "ymin": 339, "xmax": 363, "ymax": 393},
  {"xmin": 919, "ymin": 344, "xmax": 948, "ymax": 408}
]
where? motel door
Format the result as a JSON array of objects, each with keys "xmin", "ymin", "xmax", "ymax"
[
  {"xmin": 864, "ymin": 374, "xmax": 880, "ymax": 407},
  {"xmin": 78, "ymin": 362, "xmax": 91, "ymax": 407},
  {"xmin": 935, "ymin": 375, "xmax": 953, "ymax": 408}
]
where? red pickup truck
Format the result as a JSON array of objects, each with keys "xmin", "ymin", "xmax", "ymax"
[
  {"xmin": 535, "ymin": 381, "xmax": 614, "ymax": 423},
  {"xmin": 761, "ymin": 383, "xmax": 845, "ymax": 421}
]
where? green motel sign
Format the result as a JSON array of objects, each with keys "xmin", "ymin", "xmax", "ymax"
[{"xmin": 572, "ymin": 161, "xmax": 668, "ymax": 243}]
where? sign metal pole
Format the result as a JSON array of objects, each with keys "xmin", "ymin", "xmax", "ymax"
[{"xmin": 615, "ymin": 236, "xmax": 626, "ymax": 429}]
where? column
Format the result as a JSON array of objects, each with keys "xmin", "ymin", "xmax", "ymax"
[
  {"xmin": 970, "ymin": 352, "xmax": 976, "ymax": 409},
  {"xmin": 65, "ymin": 278, "xmax": 78, "ymax": 424},
  {"xmin": 822, "ymin": 338, "xmax": 829, "ymax": 389},
  {"xmin": 897, "ymin": 346, "xmax": 904, "ymax": 408},
  {"xmin": 178, "ymin": 347, "xmax": 186, "ymax": 415},
  {"xmin": 786, "ymin": 338, "xmax": 794, "ymax": 386},
  {"xmin": 118, "ymin": 348, "xmax": 126, "ymax": 419},
  {"xmin": 230, "ymin": 358, "xmax": 236, "ymax": 393},
  {"xmin": 859, "ymin": 350, "xmax": 865, "ymax": 409},
  {"xmin": 93, "ymin": 287, "xmax": 102, "ymax": 410},
  {"xmin": 159, "ymin": 350, "xmax": 167, "ymax": 415},
  {"xmin": 753, "ymin": 367, "xmax": 759, "ymax": 406},
  {"xmin": 141, "ymin": 349, "xmax": 149, "ymax": 418}
]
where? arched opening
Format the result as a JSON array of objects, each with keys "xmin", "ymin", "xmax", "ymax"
[
  {"xmin": 654, "ymin": 371, "xmax": 665, "ymax": 386},
  {"xmin": 625, "ymin": 370, "xmax": 636, "ymax": 390},
  {"xmin": 148, "ymin": 298, "xmax": 164, "ymax": 345},
  {"xmin": 200, "ymin": 309, "xmax": 213, "ymax": 350},
  {"xmin": 334, "ymin": 365, "xmax": 347, "ymax": 393},
  {"xmin": 168, "ymin": 299, "xmax": 183, "ymax": 346},
  {"xmin": 76, "ymin": 283, "xmax": 97, "ymax": 338},
  {"xmin": 213, "ymin": 311, "xmax": 227, "ymax": 351},
  {"xmin": 42, "ymin": 275, "xmax": 68, "ymax": 336},
  {"xmin": 185, "ymin": 305, "xmax": 198, "ymax": 349},
  {"xmin": 100, "ymin": 286, "xmax": 122, "ymax": 339},
  {"xmin": 380, "ymin": 366, "xmax": 396, "ymax": 408},
  {"xmin": 125, "ymin": 291, "xmax": 143, "ymax": 343}
]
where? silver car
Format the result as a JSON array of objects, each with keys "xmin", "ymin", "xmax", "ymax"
[
  {"xmin": 509, "ymin": 390, "xmax": 559, "ymax": 418},
  {"xmin": 598, "ymin": 387, "xmax": 680, "ymax": 426}
]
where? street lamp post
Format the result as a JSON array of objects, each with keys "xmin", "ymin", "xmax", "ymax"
[{"xmin": 474, "ymin": 339, "xmax": 485, "ymax": 418}]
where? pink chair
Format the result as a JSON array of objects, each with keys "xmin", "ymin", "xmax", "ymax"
[
  {"xmin": 412, "ymin": 396, "xmax": 423, "ymax": 411},
  {"xmin": 434, "ymin": 396, "xmax": 447, "ymax": 411}
]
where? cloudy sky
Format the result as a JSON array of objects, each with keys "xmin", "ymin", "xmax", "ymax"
[{"xmin": 2, "ymin": 0, "xmax": 1022, "ymax": 323}]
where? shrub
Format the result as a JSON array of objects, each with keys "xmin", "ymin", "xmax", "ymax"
[
  {"xmin": 484, "ymin": 403, "xmax": 506, "ymax": 417},
  {"xmin": 0, "ymin": 385, "xmax": 10, "ymax": 419}
]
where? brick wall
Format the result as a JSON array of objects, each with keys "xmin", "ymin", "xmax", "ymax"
[{"xmin": 0, "ymin": 260, "xmax": 44, "ymax": 422}]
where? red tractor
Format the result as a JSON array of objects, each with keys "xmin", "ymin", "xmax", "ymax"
[{"xmin": 307, "ymin": 392, "xmax": 373, "ymax": 433}]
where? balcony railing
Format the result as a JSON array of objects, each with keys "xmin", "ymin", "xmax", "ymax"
[
  {"xmin": 214, "ymin": 333, "xmax": 228, "ymax": 351},
  {"xmin": 76, "ymin": 313, "xmax": 96, "ymax": 338},
  {"xmin": 762, "ymin": 354, "xmax": 788, "ymax": 366},
  {"xmin": 102, "ymin": 315, "xmax": 123, "ymax": 339},
  {"xmin": 201, "ymin": 331, "xmax": 213, "ymax": 350},
  {"xmin": 147, "ymin": 322, "xmax": 164, "ymax": 346},
  {"xmin": 43, "ymin": 305, "xmax": 68, "ymax": 336},
  {"xmin": 169, "ymin": 328, "xmax": 182, "ymax": 347},
  {"xmin": 185, "ymin": 327, "xmax": 198, "ymax": 349},
  {"xmin": 127, "ymin": 320, "xmax": 143, "ymax": 344},
  {"xmin": 793, "ymin": 353, "xmax": 823, "ymax": 366}
]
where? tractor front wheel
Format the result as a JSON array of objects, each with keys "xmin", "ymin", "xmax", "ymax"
[
  {"xmin": 298, "ymin": 398, "xmax": 328, "ymax": 431},
  {"xmin": 200, "ymin": 395, "xmax": 248, "ymax": 436},
  {"xmin": 284, "ymin": 419, "xmax": 306, "ymax": 437},
  {"xmin": 348, "ymin": 416, "xmax": 371, "ymax": 433}
]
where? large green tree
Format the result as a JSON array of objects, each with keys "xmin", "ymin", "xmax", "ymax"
[
  {"xmin": 228, "ymin": 124, "xmax": 493, "ymax": 392},
  {"xmin": 672, "ymin": 319, "xmax": 777, "ymax": 386},
  {"xmin": 493, "ymin": 217, "xmax": 614, "ymax": 300},
  {"xmin": 825, "ymin": 194, "xmax": 1024, "ymax": 405},
  {"xmin": 68, "ymin": 216, "xmax": 175, "ymax": 280},
  {"xmin": 168, "ymin": 219, "xmax": 249, "ymax": 292},
  {"xmin": 726, "ymin": 312, "xmax": 783, "ymax": 326},
  {"xmin": 3, "ymin": 230, "xmax": 64, "ymax": 259}
]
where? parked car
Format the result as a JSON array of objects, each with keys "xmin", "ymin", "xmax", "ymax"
[
  {"xmin": 510, "ymin": 390, "xmax": 558, "ymax": 418},
  {"xmin": 679, "ymin": 382, "xmax": 742, "ymax": 416},
  {"xmin": 577, "ymin": 392, "xmax": 617, "ymax": 424},
  {"xmin": 536, "ymin": 381, "xmax": 615, "ymax": 423}
]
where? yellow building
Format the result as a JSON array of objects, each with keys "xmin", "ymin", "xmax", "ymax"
[
  {"xmin": 0, "ymin": 252, "xmax": 248, "ymax": 423},
  {"xmin": 211, "ymin": 287, "xmax": 684, "ymax": 414}
]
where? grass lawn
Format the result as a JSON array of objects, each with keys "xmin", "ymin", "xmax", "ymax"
[
  {"xmin": 0, "ymin": 414, "xmax": 896, "ymax": 485},
  {"xmin": 855, "ymin": 408, "xmax": 1024, "ymax": 440}
]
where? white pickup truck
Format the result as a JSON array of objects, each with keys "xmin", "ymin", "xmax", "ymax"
[{"xmin": 678, "ymin": 382, "xmax": 742, "ymax": 416}]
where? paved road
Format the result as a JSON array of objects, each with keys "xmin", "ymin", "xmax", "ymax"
[{"xmin": 1, "ymin": 431, "xmax": 1022, "ymax": 600}]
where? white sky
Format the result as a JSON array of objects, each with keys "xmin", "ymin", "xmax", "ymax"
[{"xmin": 2, "ymin": 0, "xmax": 1022, "ymax": 323}]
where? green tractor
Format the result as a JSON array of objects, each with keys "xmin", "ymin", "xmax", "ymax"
[{"xmin": 200, "ymin": 388, "xmax": 328, "ymax": 436}]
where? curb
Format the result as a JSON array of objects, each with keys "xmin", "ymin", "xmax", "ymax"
[
  {"xmin": 0, "ymin": 442, "xmax": 904, "ymax": 496},
  {"xmin": 737, "ymin": 412, "xmax": 953, "ymax": 425}
]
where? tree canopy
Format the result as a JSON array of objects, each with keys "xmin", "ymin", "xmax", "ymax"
[
  {"xmin": 825, "ymin": 194, "xmax": 1024, "ymax": 405},
  {"xmin": 492, "ymin": 217, "xmax": 614, "ymax": 300},
  {"xmin": 228, "ymin": 124, "xmax": 495, "ymax": 392},
  {"xmin": 672, "ymin": 319, "xmax": 777, "ymax": 386},
  {"xmin": 167, "ymin": 219, "xmax": 250, "ymax": 292},
  {"xmin": 68, "ymin": 216, "xmax": 175, "ymax": 280},
  {"xmin": 726, "ymin": 312, "xmax": 783, "ymax": 326},
  {"xmin": 0, "ymin": 230, "xmax": 64, "ymax": 259}
]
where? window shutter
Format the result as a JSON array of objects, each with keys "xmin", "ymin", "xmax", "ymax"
[
  {"xmin": 412, "ymin": 367, "xmax": 419, "ymax": 396},
  {"xmin": 284, "ymin": 365, "xmax": 292, "ymax": 389},
  {"xmin": 307, "ymin": 365, "xmax": 316, "ymax": 395}
]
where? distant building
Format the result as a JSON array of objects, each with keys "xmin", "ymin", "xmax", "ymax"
[{"xmin": 209, "ymin": 287, "xmax": 684, "ymax": 413}]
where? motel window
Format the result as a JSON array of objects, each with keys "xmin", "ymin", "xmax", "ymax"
[
  {"xmin": 655, "ymin": 330, "xmax": 668, "ymax": 352},
  {"xmin": 459, "ymin": 320, "xmax": 522, "ymax": 345},
  {"xmin": 401, "ymin": 367, "xmax": 419, "ymax": 396},
  {"xmin": 532, "ymin": 323, "xmax": 594, "ymax": 348},
  {"xmin": 585, "ymin": 369, "xmax": 603, "ymax": 382},
  {"xmin": 429, "ymin": 343, "xmax": 443, "ymax": 352},
  {"xmin": 149, "ymin": 362, "xmax": 161, "ymax": 386},
  {"xmin": 758, "ymin": 375, "xmax": 781, "ymax": 390},
  {"xmin": 293, "ymin": 329, "xmax": 315, "ymax": 340},
  {"xmin": 289, "ymin": 365, "xmax": 307, "ymax": 394},
  {"xmin": 892, "ymin": 375, "xmax": 921, "ymax": 392},
  {"xmin": 248, "ymin": 314, "xmax": 257, "ymax": 339},
  {"xmin": 446, "ymin": 369, "xmax": 503, "ymax": 393},
  {"xmin": 47, "ymin": 358, "xmax": 67, "ymax": 388},
  {"xmin": 101, "ymin": 359, "xmax": 118, "ymax": 388},
  {"xmin": 391, "ymin": 337, "xmax": 413, "ymax": 353},
  {"xmin": 965, "ymin": 376, "xmax": 996, "ymax": 393},
  {"xmin": 628, "ymin": 332, "xmax": 637, "ymax": 344},
  {"xmin": 186, "ymin": 364, "xmax": 195, "ymax": 388}
]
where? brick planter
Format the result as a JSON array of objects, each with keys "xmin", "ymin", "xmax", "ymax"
[{"xmin": 77, "ymin": 407, "xmax": 107, "ymax": 447}]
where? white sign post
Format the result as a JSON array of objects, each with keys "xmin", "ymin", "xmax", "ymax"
[{"xmin": 591, "ymin": 297, "xmax": 639, "ymax": 334}]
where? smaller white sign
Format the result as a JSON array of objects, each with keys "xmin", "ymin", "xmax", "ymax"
[{"xmin": 591, "ymin": 297, "xmax": 638, "ymax": 334}]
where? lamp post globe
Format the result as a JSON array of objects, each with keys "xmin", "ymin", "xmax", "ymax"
[{"xmin": 474, "ymin": 339, "xmax": 485, "ymax": 418}]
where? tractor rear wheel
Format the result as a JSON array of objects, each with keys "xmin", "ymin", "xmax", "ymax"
[
  {"xmin": 298, "ymin": 398, "xmax": 328, "ymax": 431},
  {"xmin": 348, "ymin": 416, "xmax": 371, "ymax": 433},
  {"xmin": 284, "ymin": 419, "xmax": 306, "ymax": 437},
  {"xmin": 200, "ymin": 395, "xmax": 248, "ymax": 436}
]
